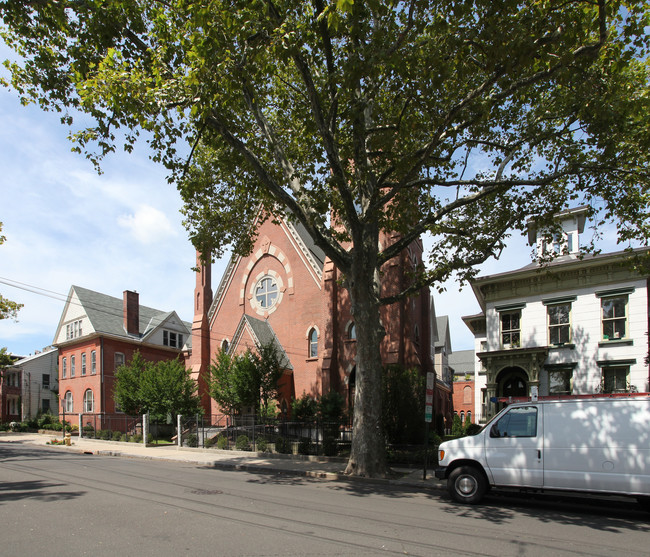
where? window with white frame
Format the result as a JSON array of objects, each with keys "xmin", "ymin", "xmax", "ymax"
[
  {"xmin": 91, "ymin": 350, "xmax": 96, "ymax": 375},
  {"xmin": 83, "ymin": 389, "xmax": 94, "ymax": 413},
  {"xmin": 42, "ymin": 374, "xmax": 50, "ymax": 390},
  {"xmin": 254, "ymin": 276, "xmax": 279, "ymax": 309},
  {"xmin": 308, "ymin": 328, "xmax": 318, "ymax": 358},
  {"xmin": 65, "ymin": 319, "xmax": 83, "ymax": 340},
  {"xmin": 163, "ymin": 330, "xmax": 183, "ymax": 348},
  {"xmin": 8, "ymin": 397, "xmax": 19, "ymax": 415},
  {"xmin": 70, "ymin": 355, "xmax": 76, "ymax": 377},
  {"xmin": 115, "ymin": 352, "xmax": 125, "ymax": 368},
  {"xmin": 602, "ymin": 366, "xmax": 629, "ymax": 393},
  {"xmin": 548, "ymin": 368, "xmax": 572, "ymax": 395},
  {"xmin": 64, "ymin": 391, "xmax": 73, "ymax": 413},
  {"xmin": 500, "ymin": 311, "xmax": 521, "ymax": 348},
  {"xmin": 81, "ymin": 352, "xmax": 86, "ymax": 376},
  {"xmin": 62, "ymin": 357, "xmax": 67, "ymax": 378},
  {"xmin": 548, "ymin": 303, "xmax": 571, "ymax": 345},
  {"xmin": 601, "ymin": 295, "xmax": 627, "ymax": 340}
]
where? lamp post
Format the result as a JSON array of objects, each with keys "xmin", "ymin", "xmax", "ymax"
[{"xmin": 61, "ymin": 399, "xmax": 65, "ymax": 440}]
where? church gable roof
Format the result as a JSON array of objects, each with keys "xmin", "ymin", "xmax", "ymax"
[{"xmin": 230, "ymin": 314, "xmax": 293, "ymax": 370}]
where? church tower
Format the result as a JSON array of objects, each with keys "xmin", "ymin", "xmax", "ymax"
[{"xmin": 189, "ymin": 250, "xmax": 213, "ymax": 415}]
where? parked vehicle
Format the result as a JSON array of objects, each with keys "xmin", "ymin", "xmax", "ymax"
[{"xmin": 435, "ymin": 397, "xmax": 650, "ymax": 507}]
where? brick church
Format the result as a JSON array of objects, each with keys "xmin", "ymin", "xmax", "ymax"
[{"xmin": 188, "ymin": 211, "xmax": 452, "ymax": 422}]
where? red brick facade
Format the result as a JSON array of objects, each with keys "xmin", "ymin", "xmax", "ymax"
[
  {"xmin": 452, "ymin": 380, "xmax": 475, "ymax": 424},
  {"xmin": 193, "ymin": 215, "xmax": 436, "ymax": 417}
]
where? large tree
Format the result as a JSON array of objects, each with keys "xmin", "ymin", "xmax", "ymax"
[{"xmin": 2, "ymin": 1, "xmax": 649, "ymax": 477}]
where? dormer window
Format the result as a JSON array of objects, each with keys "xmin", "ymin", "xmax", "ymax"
[{"xmin": 163, "ymin": 330, "xmax": 183, "ymax": 348}]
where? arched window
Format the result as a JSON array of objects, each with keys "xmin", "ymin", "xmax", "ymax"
[
  {"xmin": 83, "ymin": 389, "xmax": 94, "ymax": 413},
  {"xmin": 348, "ymin": 323, "xmax": 356, "ymax": 340},
  {"xmin": 466, "ymin": 411, "xmax": 472, "ymax": 424},
  {"xmin": 221, "ymin": 339, "xmax": 229, "ymax": 353},
  {"xmin": 463, "ymin": 385, "xmax": 472, "ymax": 404},
  {"xmin": 460, "ymin": 411, "xmax": 465, "ymax": 423},
  {"xmin": 64, "ymin": 391, "xmax": 73, "ymax": 413},
  {"xmin": 308, "ymin": 328, "xmax": 318, "ymax": 358}
]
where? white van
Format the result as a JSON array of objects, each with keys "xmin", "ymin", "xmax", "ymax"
[{"xmin": 435, "ymin": 397, "xmax": 650, "ymax": 507}]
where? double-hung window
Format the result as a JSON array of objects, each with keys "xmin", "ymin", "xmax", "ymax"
[
  {"xmin": 601, "ymin": 296, "xmax": 627, "ymax": 340},
  {"xmin": 500, "ymin": 311, "xmax": 521, "ymax": 348},
  {"xmin": 548, "ymin": 303, "xmax": 571, "ymax": 345},
  {"xmin": 602, "ymin": 366, "xmax": 629, "ymax": 393}
]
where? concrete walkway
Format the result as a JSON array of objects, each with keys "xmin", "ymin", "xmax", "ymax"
[{"xmin": 1, "ymin": 432, "xmax": 444, "ymax": 491}]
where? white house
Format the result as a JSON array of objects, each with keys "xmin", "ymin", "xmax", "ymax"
[
  {"xmin": 463, "ymin": 207, "xmax": 650, "ymax": 422},
  {"xmin": 9, "ymin": 347, "xmax": 59, "ymax": 420}
]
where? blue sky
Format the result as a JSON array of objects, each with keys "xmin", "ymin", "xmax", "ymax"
[{"xmin": 0, "ymin": 44, "xmax": 629, "ymax": 359}]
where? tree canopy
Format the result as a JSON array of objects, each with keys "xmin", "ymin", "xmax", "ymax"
[
  {"xmin": 0, "ymin": 223, "xmax": 23, "ymax": 321},
  {"xmin": 2, "ymin": 0, "xmax": 649, "ymax": 476},
  {"xmin": 208, "ymin": 342, "xmax": 285, "ymax": 417},
  {"xmin": 114, "ymin": 352, "xmax": 201, "ymax": 420}
]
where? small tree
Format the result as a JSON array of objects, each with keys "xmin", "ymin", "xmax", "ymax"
[
  {"xmin": 113, "ymin": 351, "xmax": 149, "ymax": 415},
  {"xmin": 292, "ymin": 393, "xmax": 317, "ymax": 422},
  {"xmin": 139, "ymin": 358, "xmax": 202, "ymax": 422},
  {"xmin": 208, "ymin": 349, "xmax": 241, "ymax": 415}
]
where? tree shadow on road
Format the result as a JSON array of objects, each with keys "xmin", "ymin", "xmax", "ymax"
[{"xmin": 0, "ymin": 480, "xmax": 86, "ymax": 505}]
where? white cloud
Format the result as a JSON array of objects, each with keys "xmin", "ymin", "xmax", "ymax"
[{"xmin": 117, "ymin": 205, "xmax": 177, "ymax": 245}]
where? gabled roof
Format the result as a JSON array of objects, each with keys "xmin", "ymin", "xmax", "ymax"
[
  {"xmin": 54, "ymin": 285, "xmax": 190, "ymax": 343},
  {"xmin": 231, "ymin": 314, "xmax": 293, "ymax": 370},
  {"xmin": 434, "ymin": 315, "xmax": 451, "ymax": 349},
  {"xmin": 209, "ymin": 211, "xmax": 327, "ymax": 322}
]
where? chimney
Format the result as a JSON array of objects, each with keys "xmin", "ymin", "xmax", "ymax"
[{"xmin": 123, "ymin": 290, "xmax": 140, "ymax": 336}]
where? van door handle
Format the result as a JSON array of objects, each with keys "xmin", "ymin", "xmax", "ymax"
[{"xmin": 537, "ymin": 450, "xmax": 541, "ymax": 460}]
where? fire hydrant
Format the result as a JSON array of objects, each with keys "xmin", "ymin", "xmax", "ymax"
[{"xmin": 64, "ymin": 432, "xmax": 72, "ymax": 446}]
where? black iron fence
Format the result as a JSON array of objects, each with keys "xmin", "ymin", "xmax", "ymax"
[
  {"xmin": 180, "ymin": 414, "xmax": 352, "ymax": 457},
  {"xmin": 77, "ymin": 413, "xmax": 143, "ymax": 441}
]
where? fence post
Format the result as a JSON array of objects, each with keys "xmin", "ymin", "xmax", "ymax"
[
  {"xmin": 177, "ymin": 414, "xmax": 182, "ymax": 447},
  {"xmin": 78, "ymin": 414, "xmax": 83, "ymax": 438},
  {"xmin": 143, "ymin": 412, "xmax": 148, "ymax": 445}
]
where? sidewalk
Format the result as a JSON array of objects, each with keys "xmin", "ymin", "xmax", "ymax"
[{"xmin": 1, "ymin": 432, "xmax": 444, "ymax": 490}]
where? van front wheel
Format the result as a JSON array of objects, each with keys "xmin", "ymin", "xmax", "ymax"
[{"xmin": 448, "ymin": 466, "xmax": 487, "ymax": 504}]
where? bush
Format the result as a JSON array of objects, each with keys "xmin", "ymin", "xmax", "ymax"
[
  {"xmin": 275, "ymin": 435, "xmax": 292, "ymax": 454},
  {"xmin": 112, "ymin": 430, "xmax": 122, "ymax": 441},
  {"xmin": 382, "ymin": 365, "xmax": 425, "ymax": 444},
  {"xmin": 298, "ymin": 437, "xmax": 312, "ymax": 455},
  {"xmin": 131, "ymin": 433, "xmax": 143, "ymax": 443},
  {"xmin": 255, "ymin": 437, "xmax": 268, "ymax": 452},
  {"xmin": 120, "ymin": 434, "xmax": 128, "ymax": 442},
  {"xmin": 235, "ymin": 434, "xmax": 251, "ymax": 451},
  {"xmin": 186, "ymin": 433, "xmax": 198, "ymax": 448},
  {"xmin": 204, "ymin": 437, "xmax": 215, "ymax": 448},
  {"xmin": 292, "ymin": 394, "xmax": 317, "ymax": 422},
  {"xmin": 322, "ymin": 436, "xmax": 338, "ymax": 456},
  {"xmin": 83, "ymin": 425, "xmax": 95, "ymax": 436},
  {"xmin": 464, "ymin": 423, "xmax": 482, "ymax": 436},
  {"xmin": 98, "ymin": 429, "xmax": 112, "ymax": 441},
  {"xmin": 216, "ymin": 436, "xmax": 229, "ymax": 450},
  {"xmin": 451, "ymin": 414, "xmax": 463, "ymax": 437}
]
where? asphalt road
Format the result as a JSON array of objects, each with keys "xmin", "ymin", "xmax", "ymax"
[{"xmin": 1, "ymin": 443, "xmax": 648, "ymax": 556}]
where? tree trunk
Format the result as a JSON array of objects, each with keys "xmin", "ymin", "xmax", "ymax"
[{"xmin": 344, "ymin": 233, "xmax": 387, "ymax": 478}]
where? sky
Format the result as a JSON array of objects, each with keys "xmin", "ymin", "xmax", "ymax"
[{"xmin": 0, "ymin": 44, "xmax": 629, "ymax": 359}]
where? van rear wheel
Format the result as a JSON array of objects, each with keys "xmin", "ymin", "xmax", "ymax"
[
  {"xmin": 448, "ymin": 465, "xmax": 487, "ymax": 504},
  {"xmin": 637, "ymin": 496, "xmax": 650, "ymax": 512}
]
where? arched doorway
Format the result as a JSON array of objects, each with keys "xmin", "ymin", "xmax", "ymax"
[{"xmin": 496, "ymin": 367, "xmax": 528, "ymax": 411}]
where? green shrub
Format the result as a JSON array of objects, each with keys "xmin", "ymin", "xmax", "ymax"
[
  {"xmin": 235, "ymin": 434, "xmax": 250, "ymax": 451},
  {"xmin": 216, "ymin": 436, "xmax": 229, "ymax": 450},
  {"xmin": 298, "ymin": 437, "xmax": 312, "ymax": 455},
  {"xmin": 322, "ymin": 436, "xmax": 338, "ymax": 456},
  {"xmin": 275, "ymin": 435, "xmax": 292, "ymax": 454},
  {"xmin": 83, "ymin": 425, "xmax": 95, "ymax": 436},
  {"xmin": 464, "ymin": 423, "xmax": 482, "ymax": 436},
  {"xmin": 112, "ymin": 430, "xmax": 122, "ymax": 441},
  {"xmin": 255, "ymin": 437, "xmax": 268, "ymax": 452},
  {"xmin": 98, "ymin": 429, "xmax": 112, "ymax": 440},
  {"xmin": 292, "ymin": 394, "xmax": 317, "ymax": 422},
  {"xmin": 204, "ymin": 436, "xmax": 216, "ymax": 448},
  {"xmin": 186, "ymin": 433, "xmax": 198, "ymax": 448},
  {"xmin": 132, "ymin": 433, "xmax": 143, "ymax": 443},
  {"xmin": 120, "ymin": 434, "xmax": 128, "ymax": 442},
  {"xmin": 147, "ymin": 434, "xmax": 153, "ymax": 444},
  {"xmin": 451, "ymin": 414, "xmax": 463, "ymax": 437}
]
